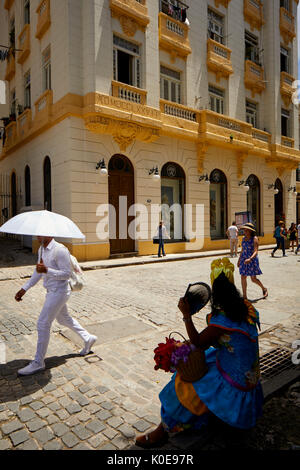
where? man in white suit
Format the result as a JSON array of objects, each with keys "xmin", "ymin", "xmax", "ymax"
[{"xmin": 15, "ymin": 236, "xmax": 97, "ymax": 376}]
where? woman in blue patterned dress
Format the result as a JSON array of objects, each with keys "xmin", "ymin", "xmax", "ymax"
[
  {"xmin": 238, "ymin": 223, "xmax": 268, "ymax": 300},
  {"xmin": 135, "ymin": 258, "xmax": 264, "ymax": 448}
]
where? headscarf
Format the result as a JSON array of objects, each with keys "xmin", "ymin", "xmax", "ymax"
[{"xmin": 210, "ymin": 257, "xmax": 235, "ymax": 285}]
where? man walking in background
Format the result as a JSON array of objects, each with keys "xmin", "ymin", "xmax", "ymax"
[
  {"xmin": 227, "ymin": 221, "xmax": 239, "ymax": 257},
  {"xmin": 15, "ymin": 236, "xmax": 97, "ymax": 376}
]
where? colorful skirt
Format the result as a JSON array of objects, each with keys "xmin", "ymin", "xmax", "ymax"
[{"xmin": 159, "ymin": 347, "xmax": 264, "ymax": 432}]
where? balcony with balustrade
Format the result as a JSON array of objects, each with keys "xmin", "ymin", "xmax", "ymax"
[
  {"xmin": 244, "ymin": 0, "xmax": 264, "ymax": 30},
  {"xmin": 4, "ymin": 53, "xmax": 15, "ymax": 81},
  {"xmin": 36, "ymin": 0, "xmax": 51, "ymax": 40},
  {"xmin": 252, "ymin": 128, "xmax": 271, "ymax": 155},
  {"xmin": 280, "ymin": 71, "xmax": 295, "ymax": 107},
  {"xmin": 17, "ymin": 109, "xmax": 32, "ymax": 139},
  {"xmin": 3, "ymin": 121, "xmax": 17, "ymax": 150},
  {"xmin": 109, "ymin": 0, "xmax": 149, "ymax": 34},
  {"xmin": 280, "ymin": 7, "xmax": 296, "ymax": 44},
  {"xmin": 244, "ymin": 60, "xmax": 265, "ymax": 96},
  {"xmin": 159, "ymin": 0, "xmax": 191, "ymax": 60},
  {"xmin": 112, "ymin": 81, "xmax": 147, "ymax": 104},
  {"xmin": 207, "ymin": 39, "xmax": 233, "ymax": 81},
  {"xmin": 281, "ymin": 136, "xmax": 294, "ymax": 148},
  {"xmin": 17, "ymin": 24, "xmax": 30, "ymax": 65}
]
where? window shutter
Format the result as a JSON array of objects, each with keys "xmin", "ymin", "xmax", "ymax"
[
  {"xmin": 113, "ymin": 49, "xmax": 117, "ymax": 81},
  {"xmin": 135, "ymin": 58, "xmax": 141, "ymax": 88}
]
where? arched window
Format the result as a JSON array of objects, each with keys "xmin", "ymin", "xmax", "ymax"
[
  {"xmin": 246, "ymin": 174, "xmax": 260, "ymax": 234},
  {"xmin": 25, "ymin": 165, "xmax": 31, "ymax": 207},
  {"xmin": 275, "ymin": 178, "xmax": 284, "ymax": 225},
  {"xmin": 43, "ymin": 156, "xmax": 52, "ymax": 211},
  {"xmin": 209, "ymin": 169, "xmax": 227, "ymax": 239},
  {"xmin": 161, "ymin": 162, "xmax": 185, "ymax": 240},
  {"xmin": 11, "ymin": 171, "xmax": 17, "ymax": 217}
]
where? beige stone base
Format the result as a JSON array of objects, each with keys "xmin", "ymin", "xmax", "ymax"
[{"xmin": 32, "ymin": 234, "xmax": 275, "ymax": 261}]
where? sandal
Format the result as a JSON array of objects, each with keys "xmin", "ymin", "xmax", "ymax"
[
  {"xmin": 262, "ymin": 288, "xmax": 268, "ymax": 299},
  {"xmin": 135, "ymin": 430, "xmax": 168, "ymax": 449}
]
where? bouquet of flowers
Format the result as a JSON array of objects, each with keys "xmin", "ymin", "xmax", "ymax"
[{"xmin": 154, "ymin": 332, "xmax": 208, "ymax": 382}]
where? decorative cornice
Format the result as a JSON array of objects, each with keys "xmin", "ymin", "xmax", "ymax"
[
  {"xmin": 84, "ymin": 115, "xmax": 159, "ymax": 151},
  {"xmin": 110, "ymin": 0, "xmax": 149, "ymax": 34},
  {"xmin": 2, "ymin": 91, "xmax": 300, "ymax": 171}
]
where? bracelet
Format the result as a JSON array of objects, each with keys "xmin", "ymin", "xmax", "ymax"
[{"xmin": 182, "ymin": 317, "xmax": 192, "ymax": 323}]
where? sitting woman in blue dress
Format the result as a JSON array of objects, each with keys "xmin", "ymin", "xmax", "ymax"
[{"xmin": 135, "ymin": 258, "xmax": 264, "ymax": 448}]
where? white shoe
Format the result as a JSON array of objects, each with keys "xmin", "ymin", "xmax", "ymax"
[
  {"xmin": 80, "ymin": 335, "xmax": 98, "ymax": 356},
  {"xmin": 18, "ymin": 360, "xmax": 45, "ymax": 376}
]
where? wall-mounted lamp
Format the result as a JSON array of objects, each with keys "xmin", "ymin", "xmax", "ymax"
[
  {"xmin": 288, "ymin": 186, "xmax": 297, "ymax": 195},
  {"xmin": 230, "ymin": 134, "xmax": 234, "ymax": 143},
  {"xmin": 96, "ymin": 159, "xmax": 108, "ymax": 175},
  {"xmin": 238, "ymin": 180, "xmax": 250, "ymax": 191},
  {"xmin": 268, "ymin": 184, "xmax": 279, "ymax": 195},
  {"xmin": 199, "ymin": 173, "xmax": 210, "ymax": 184},
  {"xmin": 149, "ymin": 166, "xmax": 160, "ymax": 180}
]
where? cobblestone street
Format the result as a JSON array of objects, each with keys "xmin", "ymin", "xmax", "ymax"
[{"xmin": 0, "ymin": 244, "xmax": 300, "ymax": 450}]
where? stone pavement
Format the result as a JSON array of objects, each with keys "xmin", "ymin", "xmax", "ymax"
[{"xmin": 0, "ymin": 241, "xmax": 299, "ymax": 450}]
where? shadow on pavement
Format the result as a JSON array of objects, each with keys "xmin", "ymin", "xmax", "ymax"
[
  {"xmin": 0, "ymin": 353, "xmax": 80, "ymax": 403},
  {"xmin": 0, "ymin": 238, "xmax": 36, "ymax": 268}
]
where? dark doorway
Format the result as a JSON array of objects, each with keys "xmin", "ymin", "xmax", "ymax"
[
  {"xmin": 43, "ymin": 156, "xmax": 52, "ymax": 211},
  {"xmin": 11, "ymin": 172, "xmax": 17, "ymax": 217},
  {"xmin": 108, "ymin": 154, "xmax": 135, "ymax": 254}
]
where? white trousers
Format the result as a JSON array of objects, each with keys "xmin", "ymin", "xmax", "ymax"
[
  {"xmin": 35, "ymin": 289, "xmax": 91, "ymax": 365},
  {"xmin": 230, "ymin": 238, "xmax": 238, "ymax": 254}
]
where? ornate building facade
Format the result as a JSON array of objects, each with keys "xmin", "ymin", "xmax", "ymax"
[{"xmin": 0, "ymin": 0, "xmax": 299, "ymax": 260}]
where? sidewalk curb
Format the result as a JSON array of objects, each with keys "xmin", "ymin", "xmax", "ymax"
[{"xmin": 79, "ymin": 245, "xmax": 276, "ymax": 272}]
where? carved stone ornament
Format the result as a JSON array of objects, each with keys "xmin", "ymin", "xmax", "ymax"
[
  {"xmin": 84, "ymin": 115, "xmax": 160, "ymax": 151},
  {"xmin": 119, "ymin": 15, "xmax": 139, "ymax": 37}
]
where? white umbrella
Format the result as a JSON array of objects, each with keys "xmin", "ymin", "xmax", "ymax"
[{"xmin": 0, "ymin": 210, "xmax": 85, "ymax": 239}]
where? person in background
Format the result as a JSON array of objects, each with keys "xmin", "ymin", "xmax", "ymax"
[
  {"xmin": 226, "ymin": 221, "xmax": 239, "ymax": 257},
  {"xmin": 271, "ymin": 221, "xmax": 287, "ymax": 257},
  {"xmin": 288, "ymin": 223, "xmax": 297, "ymax": 252},
  {"xmin": 295, "ymin": 221, "xmax": 300, "ymax": 255},
  {"xmin": 155, "ymin": 221, "xmax": 170, "ymax": 258},
  {"xmin": 238, "ymin": 223, "xmax": 268, "ymax": 300}
]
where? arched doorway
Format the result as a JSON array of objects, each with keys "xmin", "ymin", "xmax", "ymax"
[
  {"xmin": 274, "ymin": 178, "xmax": 284, "ymax": 225},
  {"xmin": 108, "ymin": 154, "xmax": 135, "ymax": 254},
  {"xmin": 25, "ymin": 165, "xmax": 31, "ymax": 207},
  {"xmin": 209, "ymin": 169, "xmax": 227, "ymax": 239},
  {"xmin": 161, "ymin": 162, "xmax": 185, "ymax": 240},
  {"xmin": 246, "ymin": 174, "xmax": 261, "ymax": 234},
  {"xmin": 43, "ymin": 156, "xmax": 52, "ymax": 211},
  {"xmin": 11, "ymin": 171, "xmax": 17, "ymax": 217}
]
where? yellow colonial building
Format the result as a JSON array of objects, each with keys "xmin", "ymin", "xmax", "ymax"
[{"xmin": 0, "ymin": 0, "xmax": 299, "ymax": 261}]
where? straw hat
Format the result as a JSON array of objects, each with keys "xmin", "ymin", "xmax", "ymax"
[
  {"xmin": 240, "ymin": 222, "xmax": 256, "ymax": 232},
  {"xmin": 184, "ymin": 282, "xmax": 211, "ymax": 316}
]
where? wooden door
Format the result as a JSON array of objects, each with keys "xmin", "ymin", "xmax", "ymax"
[{"xmin": 108, "ymin": 156, "xmax": 135, "ymax": 254}]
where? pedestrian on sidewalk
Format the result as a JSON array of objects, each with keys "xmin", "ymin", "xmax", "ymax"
[
  {"xmin": 14, "ymin": 236, "xmax": 97, "ymax": 376},
  {"xmin": 226, "ymin": 221, "xmax": 239, "ymax": 257},
  {"xmin": 288, "ymin": 222, "xmax": 297, "ymax": 252},
  {"xmin": 295, "ymin": 221, "xmax": 300, "ymax": 255},
  {"xmin": 271, "ymin": 221, "xmax": 287, "ymax": 257},
  {"xmin": 135, "ymin": 258, "xmax": 263, "ymax": 448},
  {"xmin": 238, "ymin": 223, "xmax": 268, "ymax": 300},
  {"xmin": 154, "ymin": 220, "xmax": 170, "ymax": 257}
]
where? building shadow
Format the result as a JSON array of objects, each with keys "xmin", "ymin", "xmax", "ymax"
[
  {"xmin": 0, "ymin": 238, "xmax": 36, "ymax": 268},
  {"xmin": 0, "ymin": 353, "xmax": 80, "ymax": 403}
]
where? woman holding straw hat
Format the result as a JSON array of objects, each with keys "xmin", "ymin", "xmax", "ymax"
[
  {"xmin": 135, "ymin": 258, "xmax": 263, "ymax": 448},
  {"xmin": 238, "ymin": 223, "xmax": 268, "ymax": 300}
]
